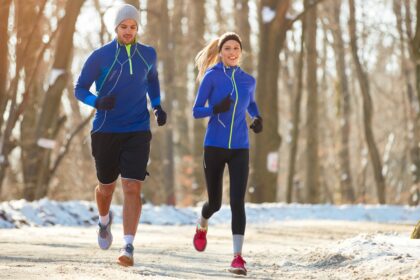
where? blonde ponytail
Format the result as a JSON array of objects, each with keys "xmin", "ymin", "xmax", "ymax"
[{"xmin": 195, "ymin": 38, "xmax": 220, "ymax": 82}]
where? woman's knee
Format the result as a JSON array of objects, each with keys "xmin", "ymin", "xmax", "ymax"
[
  {"xmin": 210, "ymin": 200, "xmax": 222, "ymax": 213},
  {"xmin": 230, "ymin": 198, "xmax": 245, "ymax": 211}
]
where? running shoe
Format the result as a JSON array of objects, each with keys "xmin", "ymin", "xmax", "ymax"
[
  {"xmin": 228, "ymin": 254, "xmax": 247, "ymax": 276},
  {"xmin": 117, "ymin": 243, "xmax": 134, "ymax": 267},
  {"xmin": 97, "ymin": 211, "xmax": 113, "ymax": 250},
  {"xmin": 193, "ymin": 224, "xmax": 207, "ymax": 252}
]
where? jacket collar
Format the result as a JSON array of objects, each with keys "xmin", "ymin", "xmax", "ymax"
[
  {"xmin": 114, "ymin": 38, "xmax": 138, "ymax": 48},
  {"xmin": 213, "ymin": 62, "xmax": 241, "ymax": 75}
]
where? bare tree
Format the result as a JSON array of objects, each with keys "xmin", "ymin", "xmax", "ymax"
[
  {"xmin": 286, "ymin": 23, "xmax": 305, "ymax": 203},
  {"xmin": 21, "ymin": 0, "xmax": 85, "ymax": 200},
  {"xmin": 348, "ymin": 0, "xmax": 386, "ymax": 204},
  {"xmin": 189, "ymin": 0, "xmax": 207, "ymax": 203},
  {"xmin": 159, "ymin": 0, "xmax": 175, "ymax": 205},
  {"xmin": 327, "ymin": 0, "xmax": 355, "ymax": 203},
  {"xmin": 0, "ymin": 0, "xmax": 12, "ymax": 130},
  {"xmin": 249, "ymin": 1, "xmax": 287, "ymax": 202},
  {"xmin": 251, "ymin": 0, "xmax": 326, "ymax": 202},
  {"xmin": 143, "ymin": 0, "xmax": 166, "ymax": 204},
  {"xmin": 0, "ymin": 0, "xmax": 49, "ymax": 194},
  {"xmin": 400, "ymin": 0, "xmax": 420, "ymax": 205},
  {"xmin": 170, "ymin": 0, "xmax": 193, "ymax": 205},
  {"xmin": 234, "ymin": 0, "xmax": 253, "ymax": 77},
  {"xmin": 304, "ymin": 0, "xmax": 320, "ymax": 204}
]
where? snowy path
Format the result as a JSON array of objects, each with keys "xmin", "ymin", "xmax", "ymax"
[{"xmin": 0, "ymin": 221, "xmax": 418, "ymax": 279}]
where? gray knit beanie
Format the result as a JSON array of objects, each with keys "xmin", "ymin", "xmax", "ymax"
[{"xmin": 114, "ymin": 4, "xmax": 139, "ymax": 30}]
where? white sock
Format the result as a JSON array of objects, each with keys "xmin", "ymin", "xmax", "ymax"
[
  {"xmin": 123, "ymin": 235, "xmax": 134, "ymax": 246},
  {"xmin": 199, "ymin": 216, "xmax": 208, "ymax": 228},
  {"xmin": 233, "ymin": 234, "xmax": 244, "ymax": 255},
  {"xmin": 99, "ymin": 213, "xmax": 109, "ymax": 225}
]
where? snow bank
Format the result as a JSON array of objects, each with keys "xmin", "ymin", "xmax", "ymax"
[{"xmin": 0, "ymin": 199, "xmax": 419, "ymax": 229}]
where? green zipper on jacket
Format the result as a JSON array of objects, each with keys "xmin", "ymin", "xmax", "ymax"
[
  {"xmin": 228, "ymin": 69, "xmax": 238, "ymax": 149},
  {"xmin": 125, "ymin": 44, "xmax": 133, "ymax": 75}
]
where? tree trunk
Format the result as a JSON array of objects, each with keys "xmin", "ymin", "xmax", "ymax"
[
  {"xmin": 234, "ymin": 0, "xmax": 253, "ymax": 79},
  {"xmin": 329, "ymin": 0, "xmax": 355, "ymax": 203},
  {"xmin": 0, "ymin": 0, "xmax": 47, "ymax": 195},
  {"xmin": 304, "ymin": 0, "xmax": 320, "ymax": 204},
  {"xmin": 216, "ymin": 0, "xmax": 227, "ymax": 33},
  {"xmin": 286, "ymin": 21, "xmax": 305, "ymax": 203},
  {"xmin": 160, "ymin": 0, "xmax": 175, "ymax": 205},
  {"xmin": 171, "ymin": 0, "xmax": 193, "ymax": 206},
  {"xmin": 189, "ymin": 0, "xmax": 207, "ymax": 203},
  {"xmin": 0, "ymin": 0, "xmax": 12, "ymax": 196},
  {"xmin": 406, "ymin": 0, "xmax": 420, "ymax": 205},
  {"xmin": 393, "ymin": 0, "xmax": 420, "ymax": 205},
  {"xmin": 411, "ymin": 220, "xmax": 420, "ymax": 239},
  {"xmin": 22, "ymin": 0, "xmax": 84, "ymax": 201},
  {"xmin": 348, "ymin": 0, "xmax": 386, "ymax": 204},
  {"xmin": 143, "ymin": 0, "xmax": 166, "ymax": 204},
  {"xmin": 250, "ymin": 1, "xmax": 289, "ymax": 202},
  {"xmin": 413, "ymin": 0, "xmax": 420, "ymax": 110},
  {"xmin": 19, "ymin": 0, "xmax": 48, "ymax": 200},
  {"xmin": 0, "ymin": 0, "xmax": 11, "ymax": 130}
]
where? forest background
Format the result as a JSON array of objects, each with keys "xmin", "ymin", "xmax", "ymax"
[{"xmin": 1, "ymin": 0, "xmax": 419, "ymax": 208}]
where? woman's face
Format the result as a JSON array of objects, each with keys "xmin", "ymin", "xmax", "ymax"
[
  {"xmin": 116, "ymin": 19, "xmax": 138, "ymax": 45},
  {"xmin": 220, "ymin": 40, "xmax": 242, "ymax": 67}
]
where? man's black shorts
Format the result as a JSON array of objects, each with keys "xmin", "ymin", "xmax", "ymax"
[{"xmin": 91, "ymin": 131, "xmax": 152, "ymax": 184}]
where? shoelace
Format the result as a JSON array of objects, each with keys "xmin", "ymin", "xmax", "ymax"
[
  {"xmin": 123, "ymin": 244, "xmax": 134, "ymax": 254},
  {"xmin": 98, "ymin": 223, "xmax": 109, "ymax": 238},
  {"xmin": 233, "ymin": 255, "xmax": 246, "ymax": 265},
  {"xmin": 196, "ymin": 228, "xmax": 207, "ymax": 239}
]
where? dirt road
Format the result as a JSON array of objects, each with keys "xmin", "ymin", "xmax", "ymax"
[{"xmin": 0, "ymin": 221, "xmax": 418, "ymax": 279}]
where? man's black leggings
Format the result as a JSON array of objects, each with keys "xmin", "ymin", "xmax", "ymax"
[{"xmin": 201, "ymin": 146, "xmax": 249, "ymax": 235}]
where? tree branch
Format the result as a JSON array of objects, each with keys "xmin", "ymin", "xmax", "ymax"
[
  {"xmin": 287, "ymin": 0, "xmax": 328, "ymax": 29},
  {"xmin": 49, "ymin": 111, "xmax": 94, "ymax": 178}
]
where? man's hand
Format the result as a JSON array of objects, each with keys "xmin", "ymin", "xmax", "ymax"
[
  {"xmin": 95, "ymin": 95, "xmax": 116, "ymax": 110},
  {"xmin": 153, "ymin": 105, "xmax": 167, "ymax": 126},
  {"xmin": 250, "ymin": 116, "xmax": 263, "ymax": 133}
]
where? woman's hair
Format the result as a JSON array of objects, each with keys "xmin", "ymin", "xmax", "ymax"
[{"xmin": 195, "ymin": 32, "xmax": 242, "ymax": 82}]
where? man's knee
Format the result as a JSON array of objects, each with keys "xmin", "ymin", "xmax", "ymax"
[
  {"xmin": 122, "ymin": 179, "xmax": 142, "ymax": 195},
  {"xmin": 96, "ymin": 183, "xmax": 115, "ymax": 196}
]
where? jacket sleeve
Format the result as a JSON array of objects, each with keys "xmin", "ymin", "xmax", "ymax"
[
  {"xmin": 247, "ymin": 77, "xmax": 260, "ymax": 118},
  {"xmin": 192, "ymin": 72, "xmax": 214, "ymax": 118},
  {"xmin": 74, "ymin": 51, "xmax": 100, "ymax": 108},
  {"xmin": 146, "ymin": 48, "xmax": 161, "ymax": 108}
]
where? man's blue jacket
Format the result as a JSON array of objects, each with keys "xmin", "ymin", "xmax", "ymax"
[{"xmin": 75, "ymin": 39, "xmax": 161, "ymax": 133}]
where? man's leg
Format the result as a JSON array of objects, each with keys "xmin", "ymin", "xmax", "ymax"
[
  {"xmin": 117, "ymin": 178, "xmax": 142, "ymax": 267},
  {"xmin": 117, "ymin": 131, "xmax": 150, "ymax": 266},
  {"xmin": 96, "ymin": 182, "xmax": 116, "ymax": 218},
  {"xmin": 95, "ymin": 181, "xmax": 116, "ymax": 250},
  {"xmin": 121, "ymin": 178, "xmax": 142, "ymax": 236}
]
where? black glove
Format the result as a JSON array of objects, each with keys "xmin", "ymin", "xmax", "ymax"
[
  {"xmin": 95, "ymin": 95, "xmax": 115, "ymax": 110},
  {"xmin": 250, "ymin": 116, "xmax": 263, "ymax": 133},
  {"xmin": 213, "ymin": 95, "xmax": 232, "ymax": 114},
  {"xmin": 153, "ymin": 105, "xmax": 167, "ymax": 126}
]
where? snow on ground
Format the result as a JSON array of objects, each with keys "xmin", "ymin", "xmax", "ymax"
[
  {"xmin": 0, "ymin": 199, "xmax": 419, "ymax": 279},
  {"xmin": 277, "ymin": 230, "xmax": 420, "ymax": 279},
  {"xmin": 0, "ymin": 199, "xmax": 419, "ymax": 228}
]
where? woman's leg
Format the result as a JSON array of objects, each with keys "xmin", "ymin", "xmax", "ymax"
[
  {"xmin": 201, "ymin": 147, "xmax": 228, "ymax": 222},
  {"xmin": 228, "ymin": 149, "xmax": 249, "ymax": 255}
]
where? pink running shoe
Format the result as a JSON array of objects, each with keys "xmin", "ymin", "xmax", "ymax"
[
  {"xmin": 193, "ymin": 225, "xmax": 207, "ymax": 252},
  {"xmin": 229, "ymin": 255, "xmax": 247, "ymax": 276}
]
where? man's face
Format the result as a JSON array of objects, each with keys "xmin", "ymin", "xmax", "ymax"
[{"xmin": 116, "ymin": 19, "xmax": 138, "ymax": 45}]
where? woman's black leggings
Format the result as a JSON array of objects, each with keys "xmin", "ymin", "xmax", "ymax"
[{"xmin": 201, "ymin": 146, "xmax": 249, "ymax": 235}]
